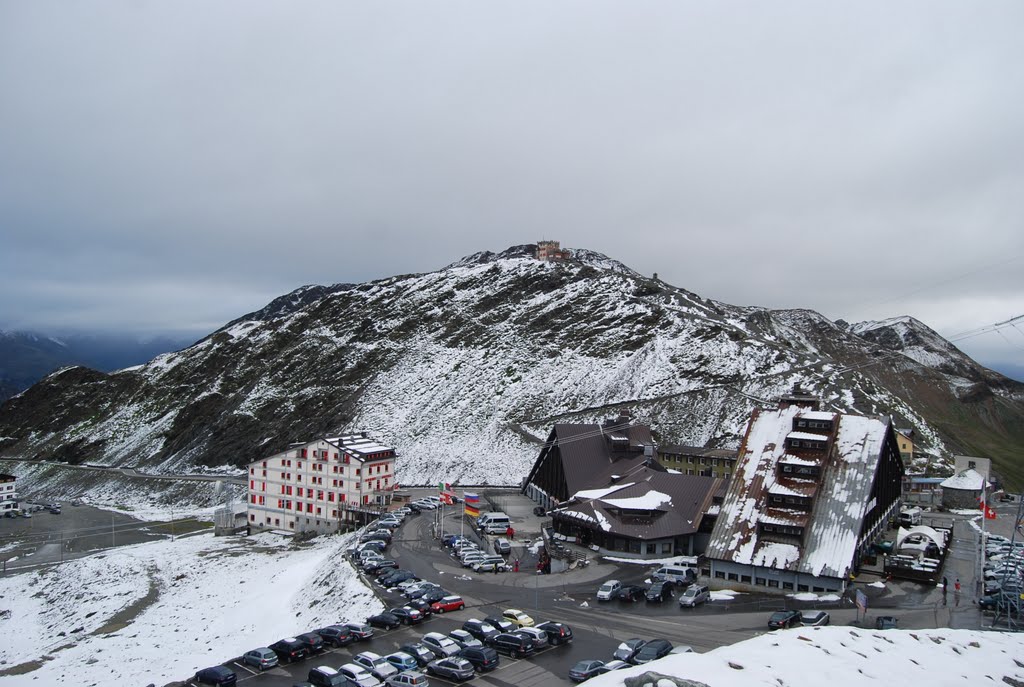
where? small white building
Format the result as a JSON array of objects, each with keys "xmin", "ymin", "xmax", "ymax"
[
  {"xmin": 247, "ymin": 433, "xmax": 397, "ymax": 534},
  {"xmin": 0, "ymin": 473, "xmax": 17, "ymax": 512},
  {"xmin": 940, "ymin": 468, "xmax": 986, "ymax": 510}
]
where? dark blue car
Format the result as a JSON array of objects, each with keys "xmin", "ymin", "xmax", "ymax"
[{"xmin": 195, "ymin": 665, "xmax": 237, "ymax": 686}]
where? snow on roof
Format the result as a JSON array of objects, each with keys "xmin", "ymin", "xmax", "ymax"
[
  {"xmin": 787, "ymin": 431, "xmax": 830, "ymax": 442},
  {"xmin": 602, "ymin": 490, "xmax": 672, "ymax": 511},
  {"xmin": 778, "ymin": 454, "xmax": 819, "ymax": 466},
  {"xmin": 706, "ymin": 405, "xmax": 892, "ymax": 579},
  {"xmin": 750, "ymin": 542, "xmax": 800, "ymax": 568},
  {"xmin": 800, "ymin": 411, "xmax": 837, "ymax": 421},
  {"xmin": 583, "ymin": 626, "xmax": 1024, "ymax": 687},
  {"xmin": 572, "ymin": 483, "xmax": 635, "ymax": 502},
  {"xmin": 940, "ymin": 468, "xmax": 984, "ymax": 491}
]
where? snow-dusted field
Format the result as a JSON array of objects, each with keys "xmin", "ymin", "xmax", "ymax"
[
  {"xmin": 587, "ymin": 624, "xmax": 1024, "ymax": 687},
  {"xmin": 0, "ymin": 531, "xmax": 382, "ymax": 686}
]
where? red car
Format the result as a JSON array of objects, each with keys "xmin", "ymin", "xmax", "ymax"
[{"xmin": 430, "ymin": 595, "xmax": 466, "ymax": 613}]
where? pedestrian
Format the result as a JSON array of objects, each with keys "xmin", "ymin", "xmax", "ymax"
[
  {"xmin": 954, "ymin": 578, "xmax": 960, "ymax": 593},
  {"xmin": 514, "ymin": 559, "xmax": 520, "ymax": 573},
  {"xmin": 954, "ymin": 577, "xmax": 961, "ymax": 606},
  {"xmin": 493, "ymin": 562, "xmax": 498, "ymax": 575},
  {"xmin": 942, "ymin": 576, "xmax": 948, "ymax": 605}
]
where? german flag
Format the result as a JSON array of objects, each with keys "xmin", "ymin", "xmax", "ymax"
[{"xmin": 464, "ymin": 492, "xmax": 480, "ymax": 517}]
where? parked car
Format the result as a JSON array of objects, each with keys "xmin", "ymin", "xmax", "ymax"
[
  {"xmin": 448, "ymin": 629, "xmax": 483, "ymax": 649},
  {"xmin": 316, "ymin": 624, "xmax": 355, "ymax": 647},
  {"xmin": 269, "ymin": 637, "xmax": 308, "ymax": 663},
  {"xmin": 458, "ymin": 645, "xmax": 500, "ymax": 672},
  {"xmin": 535, "ymin": 621, "xmax": 574, "ymax": 645},
  {"xmin": 195, "ymin": 666, "xmax": 237, "ymax": 686},
  {"xmin": 430, "ymin": 595, "xmax": 466, "ymax": 613},
  {"xmin": 979, "ymin": 595, "xmax": 1004, "ymax": 611},
  {"xmin": 354, "ymin": 651, "xmax": 400, "ymax": 681},
  {"xmin": 338, "ymin": 663, "xmax": 382, "ymax": 687},
  {"xmin": 512, "ymin": 626, "xmax": 549, "ymax": 649},
  {"xmin": 422, "ymin": 631, "xmax": 461, "ymax": 658},
  {"xmin": 462, "ymin": 618, "xmax": 500, "ymax": 642},
  {"xmin": 296, "ymin": 631, "xmax": 325, "ymax": 654},
  {"xmin": 407, "ymin": 584, "xmax": 444, "ymax": 600},
  {"xmin": 399, "ymin": 642, "xmax": 437, "ymax": 667},
  {"xmin": 612, "ymin": 638, "xmax": 646, "ymax": 663},
  {"xmin": 420, "ymin": 588, "xmax": 449, "ymax": 604},
  {"xmin": 407, "ymin": 598, "xmax": 434, "ymax": 617},
  {"xmin": 365, "ymin": 560, "xmax": 400, "ymax": 574},
  {"xmin": 596, "ymin": 579, "xmax": 622, "ymax": 601},
  {"xmin": 367, "ymin": 612, "xmax": 402, "ymax": 630},
  {"xmin": 471, "ymin": 557, "xmax": 508, "ymax": 573},
  {"xmin": 596, "ymin": 660, "xmax": 631, "ymax": 674},
  {"xmin": 488, "ymin": 632, "xmax": 536, "ymax": 658},
  {"xmin": 425, "ymin": 657, "xmax": 475, "ymax": 682},
  {"xmin": 494, "ymin": 538, "xmax": 512, "ymax": 555},
  {"xmin": 242, "ymin": 647, "xmax": 279, "ymax": 670},
  {"xmin": 502, "ymin": 608, "xmax": 535, "ymax": 627},
  {"xmin": 307, "ymin": 666, "xmax": 351, "ymax": 687},
  {"xmin": 646, "ymin": 580, "xmax": 675, "ymax": 602},
  {"xmin": 483, "ymin": 615, "xmax": 516, "ymax": 633},
  {"xmin": 385, "ymin": 671, "xmax": 430, "ymax": 687},
  {"xmin": 618, "ymin": 585, "xmax": 646, "ymax": 602},
  {"xmin": 800, "ymin": 610, "xmax": 831, "ymax": 626},
  {"xmin": 345, "ymin": 622, "xmax": 375, "ymax": 641},
  {"xmin": 632, "ymin": 639, "xmax": 673, "ymax": 664},
  {"xmin": 385, "ymin": 652, "xmax": 420, "ymax": 673},
  {"xmin": 875, "ymin": 616, "xmax": 899, "ymax": 630},
  {"xmin": 390, "ymin": 607, "xmax": 424, "ymax": 625},
  {"xmin": 678, "ymin": 584, "xmax": 710, "ymax": 608},
  {"xmin": 768, "ymin": 610, "xmax": 802, "ymax": 630},
  {"xmin": 569, "ymin": 660, "xmax": 606, "ymax": 682}
]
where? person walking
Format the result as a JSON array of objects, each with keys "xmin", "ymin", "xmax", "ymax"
[
  {"xmin": 954, "ymin": 577, "xmax": 961, "ymax": 606},
  {"xmin": 942, "ymin": 576, "xmax": 949, "ymax": 605}
]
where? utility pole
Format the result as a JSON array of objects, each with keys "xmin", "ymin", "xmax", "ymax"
[
  {"xmin": 171, "ymin": 508, "xmax": 175, "ymax": 540},
  {"xmin": 111, "ymin": 514, "xmax": 115, "ymax": 548}
]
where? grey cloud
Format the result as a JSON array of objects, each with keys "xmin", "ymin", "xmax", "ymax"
[{"xmin": 0, "ymin": 1, "xmax": 1021, "ymax": 372}]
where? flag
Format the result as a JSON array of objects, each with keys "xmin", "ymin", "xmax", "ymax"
[
  {"xmin": 439, "ymin": 492, "xmax": 453, "ymax": 505},
  {"xmin": 464, "ymin": 492, "xmax": 480, "ymax": 518},
  {"xmin": 985, "ymin": 505, "xmax": 997, "ymax": 520}
]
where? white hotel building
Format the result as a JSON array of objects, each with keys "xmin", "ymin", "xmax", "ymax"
[{"xmin": 247, "ymin": 433, "xmax": 397, "ymax": 534}]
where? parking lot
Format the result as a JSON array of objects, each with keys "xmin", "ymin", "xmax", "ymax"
[
  {"xmin": 174, "ymin": 491, "xmax": 976, "ymax": 686},
  {"xmin": 0, "ymin": 501, "xmax": 208, "ymax": 573}
]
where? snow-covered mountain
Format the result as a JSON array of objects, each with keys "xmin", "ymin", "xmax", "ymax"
[{"xmin": 1, "ymin": 244, "xmax": 1022, "ymax": 488}]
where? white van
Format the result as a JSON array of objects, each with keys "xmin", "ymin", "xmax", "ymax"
[
  {"xmin": 652, "ymin": 566, "xmax": 697, "ymax": 586},
  {"xmin": 478, "ymin": 512, "xmax": 510, "ymax": 533}
]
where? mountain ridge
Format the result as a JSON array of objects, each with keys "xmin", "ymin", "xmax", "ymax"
[{"xmin": 2, "ymin": 244, "xmax": 1022, "ymax": 489}]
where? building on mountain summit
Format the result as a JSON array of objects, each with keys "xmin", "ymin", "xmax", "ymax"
[
  {"xmin": 704, "ymin": 392, "xmax": 904, "ymax": 594},
  {"xmin": 247, "ymin": 433, "xmax": 397, "ymax": 534},
  {"xmin": 536, "ymin": 240, "xmax": 571, "ymax": 262}
]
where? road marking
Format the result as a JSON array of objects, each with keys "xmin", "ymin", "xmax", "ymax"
[{"xmin": 232, "ymin": 660, "xmax": 258, "ymax": 675}]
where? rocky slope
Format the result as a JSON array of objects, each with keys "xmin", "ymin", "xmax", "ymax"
[{"xmin": 2, "ymin": 244, "xmax": 1022, "ymax": 488}]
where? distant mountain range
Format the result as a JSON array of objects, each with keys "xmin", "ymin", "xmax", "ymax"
[
  {"xmin": 0, "ymin": 331, "xmax": 195, "ymax": 402},
  {"xmin": 2, "ymin": 244, "xmax": 1022, "ymax": 489}
]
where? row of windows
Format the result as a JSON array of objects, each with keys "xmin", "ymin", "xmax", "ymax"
[
  {"xmin": 681, "ymin": 469, "xmax": 731, "ymax": 478},
  {"xmin": 663, "ymin": 456, "xmax": 732, "ymax": 466},
  {"xmin": 788, "ymin": 438, "xmax": 828, "ymax": 450},
  {"xmin": 760, "ymin": 523, "xmax": 805, "ymax": 536},
  {"xmin": 712, "ymin": 570, "xmax": 833, "ymax": 592},
  {"xmin": 795, "ymin": 419, "xmax": 833, "ymax": 430},
  {"xmin": 251, "ymin": 463, "xmax": 389, "ymax": 477}
]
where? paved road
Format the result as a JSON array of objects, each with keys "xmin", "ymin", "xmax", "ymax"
[{"xmin": 172, "ymin": 496, "xmax": 997, "ymax": 687}]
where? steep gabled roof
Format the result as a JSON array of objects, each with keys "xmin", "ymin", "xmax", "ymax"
[
  {"xmin": 705, "ymin": 405, "xmax": 893, "ymax": 579},
  {"xmin": 550, "ymin": 422, "xmax": 654, "ymax": 496}
]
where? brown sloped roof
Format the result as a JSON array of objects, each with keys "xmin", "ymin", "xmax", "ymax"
[
  {"xmin": 556, "ymin": 470, "xmax": 723, "ymax": 540},
  {"xmin": 552, "ymin": 422, "xmax": 654, "ymax": 497}
]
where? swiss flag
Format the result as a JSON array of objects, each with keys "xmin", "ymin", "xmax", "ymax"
[
  {"xmin": 985, "ymin": 505, "xmax": 997, "ymax": 520},
  {"xmin": 439, "ymin": 493, "xmax": 454, "ymax": 505}
]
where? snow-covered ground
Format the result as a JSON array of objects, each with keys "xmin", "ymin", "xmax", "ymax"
[
  {"xmin": 0, "ymin": 530, "xmax": 382, "ymax": 686},
  {"xmin": 587, "ymin": 625, "xmax": 1024, "ymax": 687}
]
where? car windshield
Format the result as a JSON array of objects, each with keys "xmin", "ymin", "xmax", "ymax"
[{"xmin": 682, "ymin": 588, "xmax": 697, "ymax": 596}]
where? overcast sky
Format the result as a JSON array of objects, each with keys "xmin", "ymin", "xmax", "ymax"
[{"xmin": 1, "ymin": 2, "xmax": 1021, "ymax": 376}]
